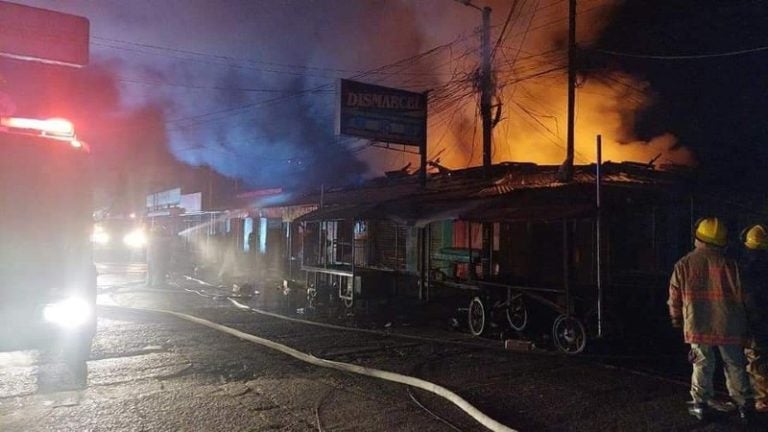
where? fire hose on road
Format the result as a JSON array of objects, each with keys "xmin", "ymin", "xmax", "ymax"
[{"xmin": 100, "ymin": 303, "xmax": 516, "ymax": 432}]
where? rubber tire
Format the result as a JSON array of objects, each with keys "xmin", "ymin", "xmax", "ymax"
[
  {"xmin": 468, "ymin": 297, "xmax": 486, "ymax": 336},
  {"xmin": 506, "ymin": 296, "xmax": 528, "ymax": 332},
  {"xmin": 552, "ymin": 314, "xmax": 586, "ymax": 354}
]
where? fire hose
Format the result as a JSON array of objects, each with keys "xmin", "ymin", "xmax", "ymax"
[{"xmin": 100, "ymin": 303, "xmax": 516, "ymax": 432}]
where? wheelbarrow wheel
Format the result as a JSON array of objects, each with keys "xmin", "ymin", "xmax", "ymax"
[
  {"xmin": 468, "ymin": 297, "xmax": 487, "ymax": 336},
  {"xmin": 506, "ymin": 296, "xmax": 528, "ymax": 332},
  {"xmin": 552, "ymin": 314, "xmax": 586, "ymax": 354}
]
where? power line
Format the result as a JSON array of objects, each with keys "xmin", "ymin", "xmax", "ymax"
[
  {"xmin": 91, "ymin": 40, "xmax": 340, "ymax": 79},
  {"xmin": 92, "ymin": 36, "xmax": 466, "ymax": 78},
  {"xmin": 171, "ymin": 49, "xmax": 475, "ymax": 133},
  {"xmin": 590, "ymin": 45, "xmax": 768, "ymax": 60},
  {"xmin": 428, "ymin": 98, "xmax": 471, "ymax": 160},
  {"xmin": 491, "ymin": 0, "xmax": 523, "ymax": 60},
  {"xmin": 497, "ymin": 65, "xmax": 567, "ymax": 84},
  {"xmin": 125, "ymin": 37, "xmax": 467, "ymax": 133},
  {"xmin": 503, "ymin": 1, "xmax": 612, "ymax": 41},
  {"xmin": 510, "ymin": 102, "xmax": 590, "ymax": 163},
  {"xmin": 498, "ymin": 0, "xmax": 541, "ymax": 82},
  {"xmin": 115, "ymin": 76, "xmax": 331, "ymax": 93}
]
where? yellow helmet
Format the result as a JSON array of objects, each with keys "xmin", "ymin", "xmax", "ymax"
[
  {"xmin": 744, "ymin": 224, "xmax": 768, "ymax": 250},
  {"xmin": 695, "ymin": 217, "xmax": 727, "ymax": 247}
]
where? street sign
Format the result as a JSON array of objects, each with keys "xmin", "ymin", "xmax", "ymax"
[
  {"xmin": 337, "ymin": 79, "xmax": 427, "ymax": 147},
  {"xmin": 146, "ymin": 188, "xmax": 182, "ymax": 211},
  {"xmin": 0, "ymin": 1, "xmax": 89, "ymax": 67}
]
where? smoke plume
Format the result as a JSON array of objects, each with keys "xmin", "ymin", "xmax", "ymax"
[{"xmin": 8, "ymin": 0, "xmax": 694, "ymax": 196}]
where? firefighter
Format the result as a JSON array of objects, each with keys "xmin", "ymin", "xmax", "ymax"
[
  {"xmin": 741, "ymin": 224, "xmax": 768, "ymax": 412},
  {"xmin": 668, "ymin": 217, "xmax": 754, "ymax": 422}
]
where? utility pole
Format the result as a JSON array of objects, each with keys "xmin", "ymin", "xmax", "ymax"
[
  {"xmin": 455, "ymin": 1, "xmax": 494, "ymax": 281},
  {"xmin": 560, "ymin": 0, "xmax": 577, "ymax": 181},
  {"xmin": 560, "ymin": 0, "xmax": 577, "ymax": 322},
  {"xmin": 479, "ymin": 6, "xmax": 494, "ymax": 281},
  {"xmin": 480, "ymin": 6, "xmax": 493, "ymax": 176},
  {"xmin": 454, "ymin": 1, "xmax": 494, "ymax": 174}
]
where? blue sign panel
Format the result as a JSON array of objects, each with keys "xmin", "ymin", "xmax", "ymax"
[{"xmin": 337, "ymin": 79, "xmax": 427, "ymax": 147}]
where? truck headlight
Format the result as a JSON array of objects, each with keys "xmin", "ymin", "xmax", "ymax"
[
  {"xmin": 91, "ymin": 227, "xmax": 110, "ymax": 244},
  {"xmin": 123, "ymin": 229, "xmax": 147, "ymax": 248},
  {"xmin": 43, "ymin": 297, "xmax": 93, "ymax": 328}
]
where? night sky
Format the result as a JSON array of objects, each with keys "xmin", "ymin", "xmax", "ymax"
[
  {"xmin": 594, "ymin": 0, "xmax": 768, "ymax": 189},
  {"xmin": 2, "ymin": 0, "xmax": 767, "ymax": 200}
]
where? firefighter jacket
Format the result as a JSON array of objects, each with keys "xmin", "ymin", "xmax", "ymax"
[
  {"xmin": 668, "ymin": 245, "xmax": 748, "ymax": 346},
  {"xmin": 742, "ymin": 251, "xmax": 768, "ymax": 347}
]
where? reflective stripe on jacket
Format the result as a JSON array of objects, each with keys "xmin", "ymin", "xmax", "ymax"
[{"xmin": 668, "ymin": 245, "xmax": 747, "ymax": 346}]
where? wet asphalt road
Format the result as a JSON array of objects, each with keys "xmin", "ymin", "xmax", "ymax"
[{"xmin": 0, "ymin": 272, "xmax": 764, "ymax": 431}]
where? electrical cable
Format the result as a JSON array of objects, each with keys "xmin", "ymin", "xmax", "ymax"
[
  {"xmin": 92, "ymin": 36, "xmax": 465, "ymax": 78},
  {"xmin": 491, "ymin": 0, "xmax": 522, "ymax": 61},
  {"xmin": 105, "ymin": 36, "xmax": 469, "ymax": 135},
  {"xmin": 590, "ymin": 45, "xmax": 768, "ymax": 60},
  {"xmin": 114, "ymin": 76, "xmax": 330, "ymax": 93}
]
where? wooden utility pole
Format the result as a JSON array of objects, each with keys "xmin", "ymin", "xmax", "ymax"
[
  {"xmin": 480, "ymin": 6, "xmax": 493, "ymax": 280},
  {"xmin": 596, "ymin": 134, "xmax": 603, "ymax": 337},
  {"xmin": 561, "ymin": 0, "xmax": 577, "ymax": 181},
  {"xmin": 480, "ymin": 6, "xmax": 493, "ymax": 175},
  {"xmin": 453, "ymin": 1, "xmax": 494, "ymax": 280},
  {"xmin": 560, "ymin": 0, "xmax": 577, "ymax": 319},
  {"xmin": 420, "ymin": 90, "xmax": 429, "ymax": 187}
]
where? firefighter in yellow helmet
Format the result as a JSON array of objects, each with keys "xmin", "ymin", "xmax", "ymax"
[
  {"xmin": 741, "ymin": 224, "xmax": 768, "ymax": 412},
  {"xmin": 668, "ymin": 217, "xmax": 754, "ymax": 422}
]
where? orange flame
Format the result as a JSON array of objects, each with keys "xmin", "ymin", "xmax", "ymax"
[{"xmin": 360, "ymin": 0, "xmax": 695, "ymax": 174}]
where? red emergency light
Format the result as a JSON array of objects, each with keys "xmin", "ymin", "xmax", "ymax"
[
  {"xmin": 1, "ymin": 117, "xmax": 74, "ymax": 137},
  {"xmin": 0, "ymin": 116, "xmax": 86, "ymax": 150}
]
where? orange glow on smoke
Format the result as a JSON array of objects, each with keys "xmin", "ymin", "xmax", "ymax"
[
  {"xmin": 458, "ymin": 71, "xmax": 695, "ymax": 168},
  {"xmin": 360, "ymin": 0, "xmax": 695, "ymax": 175}
]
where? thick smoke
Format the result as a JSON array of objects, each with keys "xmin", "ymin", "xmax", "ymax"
[
  {"xmin": 0, "ymin": 54, "xmax": 216, "ymax": 210},
  {"xmin": 90, "ymin": 0, "xmax": 449, "ymax": 189},
  {"xmin": 12, "ymin": 0, "xmax": 693, "ymax": 195}
]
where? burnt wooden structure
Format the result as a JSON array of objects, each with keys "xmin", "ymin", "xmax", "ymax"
[{"xmin": 294, "ymin": 162, "xmax": 693, "ymax": 353}]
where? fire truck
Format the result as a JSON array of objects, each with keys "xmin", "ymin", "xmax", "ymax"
[
  {"xmin": 92, "ymin": 215, "xmax": 148, "ymax": 273},
  {"xmin": 0, "ymin": 117, "xmax": 95, "ymax": 385}
]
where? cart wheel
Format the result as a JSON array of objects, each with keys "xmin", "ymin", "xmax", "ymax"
[
  {"xmin": 506, "ymin": 296, "xmax": 528, "ymax": 332},
  {"xmin": 468, "ymin": 297, "xmax": 486, "ymax": 336},
  {"xmin": 552, "ymin": 314, "xmax": 586, "ymax": 354},
  {"xmin": 343, "ymin": 297, "xmax": 354, "ymax": 309}
]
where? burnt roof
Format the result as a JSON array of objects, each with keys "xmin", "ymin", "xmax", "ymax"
[{"xmin": 295, "ymin": 162, "xmax": 692, "ymax": 224}]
